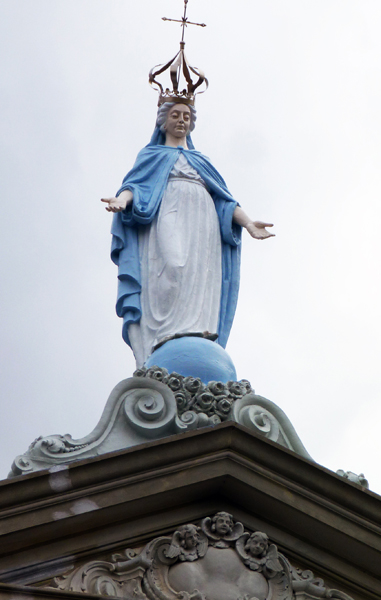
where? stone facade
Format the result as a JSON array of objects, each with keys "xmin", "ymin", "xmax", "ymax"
[{"xmin": 0, "ymin": 423, "xmax": 379, "ymax": 600}]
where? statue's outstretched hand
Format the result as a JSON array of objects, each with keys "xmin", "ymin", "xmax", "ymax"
[
  {"xmin": 101, "ymin": 197, "xmax": 127, "ymax": 212},
  {"xmin": 232, "ymin": 207, "xmax": 274, "ymax": 240},
  {"xmin": 101, "ymin": 190, "xmax": 133, "ymax": 213},
  {"xmin": 246, "ymin": 221, "xmax": 275, "ymax": 240}
]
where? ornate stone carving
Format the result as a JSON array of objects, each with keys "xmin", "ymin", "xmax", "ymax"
[
  {"xmin": 290, "ymin": 566, "xmax": 355, "ymax": 600},
  {"xmin": 135, "ymin": 367, "xmax": 253, "ymax": 425},
  {"xmin": 236, "ymin": 532, "xmax": 282, "ymax": 579},
  {"xmin": 201, "ymin": 512, "xmax": 244, "ymax": 548},
  {"xmin": 123, "ymin": 385, "xmax": 176, "ymax": 438},
  {"xmin": 55, "ymin": 548, "xmax": 150, "ymax": 599},
  {"xmin": 9, "ymin": 376, "xmax": 178, "ymax": 476},
  {"xmin": 231, "ymin": 393, "xmax": 311, "ymax": 458},
  {"xmin": 51, "ymin": 512, "xmax": 354, "ymax": 600},
  {"xmin": 166, "ymin": 524, "xmax": 208, "ymax": 562},
  {"xmin": 10, "ymin": 368, "xmax": 325, "ymax": 476},
  {"xmin": 336, "ymin": 470, "xmax": 369, "ymax": 489}
]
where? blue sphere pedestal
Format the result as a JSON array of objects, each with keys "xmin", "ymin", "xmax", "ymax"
[{"xmin": 145, "ymin": 337, "xmax": 237, "ymax": 384}]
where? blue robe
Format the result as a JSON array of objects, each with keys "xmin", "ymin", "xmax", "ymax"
[{"xmin": 111, "ymin": 128, "xmax": 241, "ymax": 352}]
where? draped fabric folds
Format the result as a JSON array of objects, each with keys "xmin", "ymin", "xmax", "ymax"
[{"xmin": 111, "ymin": 128, "xmax": 241, "ymax": 356}]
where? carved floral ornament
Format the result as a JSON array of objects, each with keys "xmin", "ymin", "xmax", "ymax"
[{"xmin": 54, "ymin": 512, "xmax": 354, "ymax": 600}]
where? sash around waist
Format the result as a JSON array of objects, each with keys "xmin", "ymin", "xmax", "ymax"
[{"xmin": 167, "ymin": 175, "xmax": 207, "ymax": 189}]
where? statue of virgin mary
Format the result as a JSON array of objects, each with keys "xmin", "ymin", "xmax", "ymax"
[
  {"xmin": 103, "ymin": 101, "xmax": 274, "ymax": 367},
  {"xmin": 102, "ymin": 41, "xmax": 274, "ymax": 367}
]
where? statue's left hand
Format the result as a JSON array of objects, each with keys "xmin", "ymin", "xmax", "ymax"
[
  {"xmin": 246, "ymin": 221, "xmax": 275, "ymax": 240},
  {"xmin": 232, "ymin": 207, "xmax": 274, "ymax": 240}
]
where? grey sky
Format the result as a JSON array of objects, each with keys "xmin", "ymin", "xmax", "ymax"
[{"xmin": 1, "ymin": 0, "xmax": 380, "ymax": 494}]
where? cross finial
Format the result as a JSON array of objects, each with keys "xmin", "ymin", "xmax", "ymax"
[{"xmin": 162, "ymin": 0, "xmax": 206, "ymax": 46}]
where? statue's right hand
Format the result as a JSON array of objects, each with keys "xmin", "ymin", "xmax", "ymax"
[{"xmin": 101, "ymin": 197, "xmax": 127, "ymax": 212}]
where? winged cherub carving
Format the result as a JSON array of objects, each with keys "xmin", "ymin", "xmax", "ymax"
[
  {"xmin": 165, "ymin": 524, "xmax": 208, "ymax": 562},
  {"xmin": 201, "ymin": 512, "xmax": 244, "ymax": 548},
  {"xmin": 236, "ymin": 531, "xmax": 283, "ymax": 579}
]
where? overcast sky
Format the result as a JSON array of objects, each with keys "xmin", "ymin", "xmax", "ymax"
[{"xmin": 1, "ymin": 0, "xmax": 381, "ymax": 495}]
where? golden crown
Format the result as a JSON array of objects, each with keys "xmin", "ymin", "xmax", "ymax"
[{"xmin": 149, "ymin": 1, "xmax": 208, "ymax": 106}]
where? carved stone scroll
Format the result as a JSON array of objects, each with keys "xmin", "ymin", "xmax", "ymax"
[{"xmin": 10, "ymin": 368, "xmax": 321, "ymax": 477}]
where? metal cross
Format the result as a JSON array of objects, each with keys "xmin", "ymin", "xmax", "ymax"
[{"xmin": 162, "ymin": 0, "xmax": 206, "ymax": 44}]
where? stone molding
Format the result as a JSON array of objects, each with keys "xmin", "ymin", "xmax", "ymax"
[
  {"xmin": 10, "ymin": 368, "xmax": 313, "ymax": 477},
  {"xmin": 52, "ymin": 512, "xmax": 354, "ymax": 600}
]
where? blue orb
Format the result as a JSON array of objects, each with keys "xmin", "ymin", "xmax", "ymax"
[{"xmin": 145, "ymin": 337, "xmax": 237, "ymax": 384}]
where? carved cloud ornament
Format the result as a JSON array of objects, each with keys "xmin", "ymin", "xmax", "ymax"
[{"xmin": 53, "ymin": 512, "xmax": 354, "ymax": 600}]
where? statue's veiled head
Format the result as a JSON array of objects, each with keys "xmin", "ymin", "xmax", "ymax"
[{"xmin": 156, "ymin": 102, "xmax": 197, "ymax": 136}]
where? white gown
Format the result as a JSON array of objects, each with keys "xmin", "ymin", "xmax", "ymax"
[{"xmin": 128, "ymin": 154, "xmax": 222, "ymax": 367}]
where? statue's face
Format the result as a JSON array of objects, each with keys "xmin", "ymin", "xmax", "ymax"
[
  {"xmin": 184, "ymin": 527, "xmax": 199, "ymax": 549},
  {"xmin": 248, "ymin": 535, "xmax": 267, "ymax": 557},
  {"xmin": 214, "ymin": 514, "xmax": 233, "ymax": 537},
  {"xmin": 165, "ymin": 104, "xmax": 191, "ymax": 138}
]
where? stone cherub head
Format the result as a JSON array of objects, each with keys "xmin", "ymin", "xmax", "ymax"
[
  {"xmin": 201, "ymin": 512, "xmax": 244, "ymax": 548},
  {"xmin": 237, "ymin": 531, "xmax": 282, "ymax": 579},
  {"xmin": 245, "ymin": 532, "xmax": 269, "ymax": 558},
  {"xmin": 166, "ymin": 524, "xmax": 208, "ymax": 562},
  {"xmin": 212, "ymin": 512, "xmax": 234, "ymax": 537}
]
